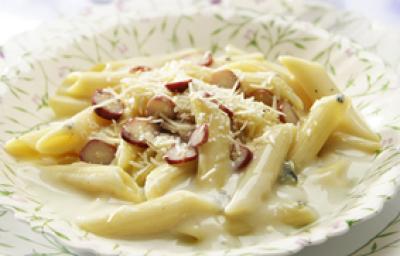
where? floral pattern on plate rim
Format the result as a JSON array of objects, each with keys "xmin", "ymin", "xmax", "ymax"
[{"xmin": 0, "ymin": 0, "xmax": 399, "ymax": 255}]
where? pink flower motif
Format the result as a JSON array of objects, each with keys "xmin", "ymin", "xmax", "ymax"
[
  {"xmin": 81, "ymin": 6, "xmax": 93, "ymax": 16},
  {"xmin": 332, "ymin": 220, "xmax": 343, "ymax": 230},
  {"xmin": 210, "ymin": 0, "xmax": 222, "ymax": 5},
  {"xmin": 11, "ymin": 194, "xmax": 28, "ymax": 203},
  {"xmin": 382, "ymin": 137, "xmax": 394, "ymax": 147},
  {"xmin": 115, "ymin": 0, "xmax": 127, "ymax": 12},
  {"xmin": 32, "ymin": 94, "xmax": 41, "ymax": 105},
  {"xmin": 0, "ymin": 47, "xmax": 4, "ymax": 59},
  {"xmin": 244, "ymin": 29, "xmax": 256, "ymax": 40},
  {"xmin": 58, "ymin": 66, "xmax": 70, "ymax": 78},
  {"xmin": 296, "ymin": 238, "xmax": 309, "ymax": 246},
  {"xmin": 345, "ymin": 48, "xmax": 354, "ymax": 57},
  {"xmin": 118, "ymin": 44, "xmax": 128, "ymax": 54}
]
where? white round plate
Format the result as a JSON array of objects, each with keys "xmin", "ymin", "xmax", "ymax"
[{"xmin": 0, "ymin": 1, "xmax": 399, "ymax": 256}]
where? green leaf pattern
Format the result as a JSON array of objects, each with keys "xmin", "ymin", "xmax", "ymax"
[{"xmin": 0, "ymin": 0, "xmax": 399, "ymax": 255}]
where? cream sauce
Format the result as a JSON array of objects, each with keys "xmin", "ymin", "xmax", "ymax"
[{"xmin": 17, "ymin": 149, "xmax": 373, "ymax": 253}]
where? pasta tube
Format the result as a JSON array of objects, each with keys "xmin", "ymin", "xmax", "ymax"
[
  {"xmin": 64, "ymin": 71, "xmax": 128, "ymax": 98},
  {"xmin": 289, "ymin": 94, "xmax": 351, "ymax": 169},
  {"xmin": 225, "ymin": 124, "xmax": 296, "ymax": 217},
  {"xmin": 325, "ymin": 132, "xmax": 381, "ymax": 153},
  {"xmin": 90, "ymin": 48, "xmax": 203, "ymax": 72},
  {"xmin": 191, "ymin": 98, "xmax": 232, "ymax": 188},
  {"xmin": 5, "ymin": 126, "xmax": 53, "ymax": 157},
  {"xmin": 4, "ymin": 138, "xmax": 38, "ymax": 158},
  {"xmin": 78, "ymin": 191, "xmax": 220, "ymax": 236},
  {"xmin": 240, "ymin": 72, "xmax": 304, "ymax": 110},
  {"xmin": 35, "ymin": 108, "xmax": 107, "ymax": 155},
  {"xmin": 175, "ymin": 217, "xmax": 224, "ymax": 241},
  {"xmin": 144, "ymin": 164, "xmax": 191, "ymax": 199},
  {"xmin": 220, "ymin": 59, "xmax": 290, "ymax": 79},
  {"xmin": 275, "ymin": 202, "xmax": 318, "ymax": 227},
  {"xmin": 41, "ymin": 163, "xmax": 143, "ymax": 202},
  {"xmin": 279, "ymin": 56, "xmax": 380, "ymax": 142},
  {"xmin": 48, "ymin": 94, "xmax": 91, "ymax": 117}
]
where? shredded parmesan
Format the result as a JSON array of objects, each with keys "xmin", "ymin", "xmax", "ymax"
[{"xmin": 68, "ymin": 49, "xmax": 305, "ymax": 176}]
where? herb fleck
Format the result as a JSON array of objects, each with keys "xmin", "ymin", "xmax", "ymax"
[{"xmin": 336, "ymin": 94, "xmax": 345, "ymax": 103}]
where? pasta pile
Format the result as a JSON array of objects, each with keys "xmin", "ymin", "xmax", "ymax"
[{"xmin": 5, "ymin": 46, "xmax": 381, "ymax": 240}]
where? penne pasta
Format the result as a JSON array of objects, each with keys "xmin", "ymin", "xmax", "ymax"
[
  {"xmin": 269, "ymin": 75, "xmax": 304, "ymax": 110},
  {"xmin": 35, "ymin": 108, "xmax": 108, "ymax": 155},
  {"xmin": 49, "ymin": 94, "xmax": 91, "ymax": 117},
  {"xmin": 324, "ymin": 132, "xmax": 382, "ymax": 154},
  {"xmin": 275, "ymin": 201, "xmax": 318, "ymax": 228},
  {"xmin": 90, "ymin": 48, "xmax": 203, "ymax": 72},
  {"xmin": 144, "ymin": 164, "xmax": 192, "ymax": 199},
  {"xmin": 63, "ymin": 71, "xmax": 129, "ymax": 98},
  {"xmin": 215, "ymin": 54, "xmax": 265, "ymax": 67},
  {"xmin": 217, "ymin": 57, "xmax": 311, "ymax": 108},
  {"xmin": 225, "ymin": 124, "xmax": 296, "ymax": 217},
  {"xmin": 175, "ymin": 217, "xmax": 225, "ymax": 242},
  {"xmin": 220, "ymin": 59, "xmax": 289, "ymax": 77},
  {"xmin": 78, "ymin": 191, "xmax": 220, "ymax": 236},
  {"xmin": 240, "ymin": 71, "xmax": 304, "ymax": 110},
  {"xmin": 5, "ymin": 138, "xmax": 38, "ymax": 158},
  {"xmin": 41, "ymin": 163, "xmax": 144, "ymax": 202},
  {"xmin": 279, "ymin": 55, "xmax": 380, "ymax": 142},
  {"xmin": 191, "ymin": 98, "xmax": 232, "ymax": 188},
  {"xmin": 4, "ymin": 126, "xmax": 54, "ymax": 157},
  {"xmin": 289, "ymin": 94, "xmax": 351, "ymax": 169}
]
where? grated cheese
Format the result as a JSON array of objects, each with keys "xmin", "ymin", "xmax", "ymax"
[{"xmin": 74, "ymin": 49, "xmax": 304, "ymax": 183}]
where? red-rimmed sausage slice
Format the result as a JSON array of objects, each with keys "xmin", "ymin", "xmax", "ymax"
[
  {"xmin": 79, "ymin": 139, "xmax": 116, "ymax": 165},
  {"xmin": 92, "ymin": 89, "xmax": 124, "ymax": 121},
  {"xmin": 246, "ymin": 88, "xmax": 274, "ymax": 107},
  {"xmin": 188, "ymin": 124, "xmax": 209, "ymax": 147},
  {"xmin": 165, "ymin": 79, "xmax": 192, "ymax": 93},
  {"xmin": 278, "ymin": 100, "xmax": 299, "ymax": 124},
  {"xmin": 121, "ymin": 117, "xmax": 160, "ymax": 148},
  {"xmin": 210, "ymin": 69, "xmax": 239, "ymax": 89},
  {"xmin": 146, "ymin": 95, "xmax": 176, "ymax": 119},
  {"xmin": 164, "ymin": 143, "xmax": 198, "ymax": 164},
  {"xmin": 231, "ymin": 144, "xmax": 253, "ymax": 171}
]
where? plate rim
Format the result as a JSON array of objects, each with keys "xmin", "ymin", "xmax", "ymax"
[{"xmin": 0, "ymin": 5, "xmax": 399, "ymax": 256}]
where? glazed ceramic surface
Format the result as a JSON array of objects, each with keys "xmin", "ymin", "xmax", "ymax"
[{"xmin": 0, "ymin": 0, "xmax": 399, "ymax": 255}]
